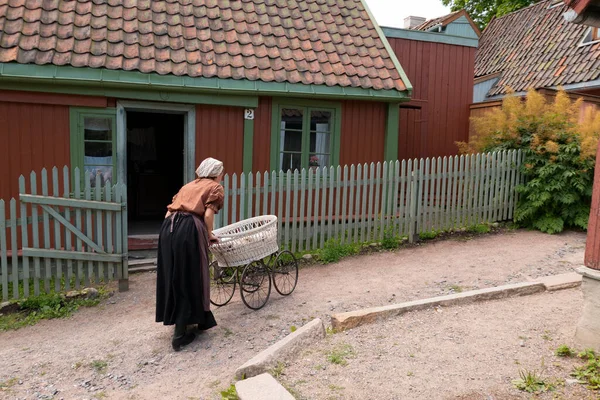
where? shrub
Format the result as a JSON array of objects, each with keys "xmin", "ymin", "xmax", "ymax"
[
  {"xmin": 381, "ymin": 227, "xmax": 401, "ymax": 250},
  {"xmin": 459, "ymin": 89, "xmax": 600, "ymax": 234},
  {"xmin": 318, "ymin": 239, "xmax": 359, "ymax": 264}
]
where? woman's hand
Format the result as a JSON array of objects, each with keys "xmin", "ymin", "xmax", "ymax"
[{"xmin": 209, "ymin": 233, "xmax": 219, "ymax": 244}]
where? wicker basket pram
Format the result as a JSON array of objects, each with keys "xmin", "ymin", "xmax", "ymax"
[{"xmin": 209, "ymin": 215, "xmax": 279, "ymax": 267}]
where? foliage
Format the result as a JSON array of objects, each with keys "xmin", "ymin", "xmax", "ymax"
[
  {"xmin": 0, "ymin": 290, "xmax": 107, "ymax": 331},
  {"xmin": 460, "ymin": 90, "xmax": 599, "ymax": 234},
  {"xmin": 440, "ymin": 0, "xmax": 535, "ymax": 29},
  {"xmin": 556, "ymin": 345, "xmax": 575, "ymax": 357},
  {"xmin": 326, "ymin": 343, "xmax": 355, "ymax": 366},
  {"xmin": 270, "ymin": 362, "xmax": 286, "ymax": 379},
  {"xmin": 90, "ymin": 360, "xmax": 108, "ymax": 374},
  {"xmin": 220, "ymin": 384, "xmax": 239, "ymax": 400},
  {"xmin": 419, "ymin": 230, "xmax": 438, "ymax": 241},
  {"xmin": 512, "ymin": 369, "xmax": 556, "ymax": 393},
  {"xmin": 381, "ymin": 227, "xmax": 403, "ymax": 250},
  {"xmin": 317, "ymin": 239, "xmax": 359, "ymax": 264},
  {"xmin": 572, "ymin": 349, "xmax": 600, "ymax": 390},
  {"xmin": 466, "ymin": 224, "xmax": 491, "ymax": 234}
]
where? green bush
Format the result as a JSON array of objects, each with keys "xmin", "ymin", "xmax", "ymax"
[
  {"xmin": 418, "ymin": 230, "xmax": 438, "ymax": 241},
  {"xmin": 381, "ymin": 227, "xmax": 401, "ymax": 250},
  {"xmin": 318, "ymin": 239, "xmax": 359, "ymax": 264}
]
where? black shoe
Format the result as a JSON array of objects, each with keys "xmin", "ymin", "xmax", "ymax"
[{"xmin": 172, "ymin": 331, "xmax": 195, "ymax": 351}]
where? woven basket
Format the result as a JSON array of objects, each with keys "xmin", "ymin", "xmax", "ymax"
[{"xmin": 209, "ymin": 215, "xmax": 279, "ymax": 267}]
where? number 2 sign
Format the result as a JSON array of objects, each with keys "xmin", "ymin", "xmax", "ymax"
[{"xmin": 244, "ymin": 109, "xmax": 255, "ymax": 120}]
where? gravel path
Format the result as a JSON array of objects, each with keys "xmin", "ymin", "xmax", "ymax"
[{"xmin": 0, "ymin": 229, "xmax": 587, "ymax": 399}]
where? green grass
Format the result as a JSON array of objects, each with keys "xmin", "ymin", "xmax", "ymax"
[
  {"xmin": 466, "ymin": 224, "xmax": 491, "ymax": 234},
  {"xmin": 556, "ymin": 345, "xmax": 575, "ymax": 357},
  {"xmin": 0, "ymin": 288, "xmax": 109, "ymax": 331},
  {"xmin": 418, "ymin": 230, "xmax": 438, "ymax": 241},
  {"xmin": 572, "ymin": 349, "xmax": 600, "ymax": 390},
  {"xmin": 270, "ymin": 362, "xmax": 286, "ymax": 379},
  {"xmin": 220, "ymin": 384, "xmax": 239, "ymax": 400},
  {"xmin": 512, "ymin": 369, "xmax": 556, "ymax": 393},
  {"xmin": 4, "ymin": 275, "xmax": 108, "ymax": 301},
  {"xmin": 317, "ymin": 239, "xmax": 360, "ymax": 264},
  {"xmin": 326, "ymin": 343, "xmax": 355, "ymax": 366},
  {"xmin": 90, "ymin": 359, "xmax": 108, "ymax": 374},
  {"xmin": 448, "ymin": 284, "xmax": 463, "ymax": 293}
]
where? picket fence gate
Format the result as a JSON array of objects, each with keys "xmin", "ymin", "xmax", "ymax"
[
  {"xmin": 0, "ymin": 167, "xmax": 128, "ymax": 302},
  {"xmin": 215, "ymin": 150, "xmax": 524, "ymax": 253}
]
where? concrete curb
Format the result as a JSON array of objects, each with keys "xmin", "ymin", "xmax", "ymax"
[
  {"xmin": 331, "ymin": 282, "xmax": 546, "ymax": 331},
  {"xmin": 235, "ymin": 373, "xmax": 295, "ymax": 400},
  {"xmin": 235, "ymin": 318, "xmax": 325, "ymax": 380},
  {"xmin": 537, "ymin": 272, "xmax": 582, "ymax": 291}
]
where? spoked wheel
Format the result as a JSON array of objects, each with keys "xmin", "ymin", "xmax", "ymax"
[
  {"xmin": 271, "ymin": 250, "xmax": 298, "ymax": 296},
  {"xmin": 209, "ymin": 261, "xmax": 236, "ymax": 307},
  {"xmin": 240, "ymin": 260, "xmax": 271, "ymax": 310}
]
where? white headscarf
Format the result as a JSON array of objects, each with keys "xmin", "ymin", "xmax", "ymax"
[{"xmin": 196, "ymin": 157, "xmax": 224, "ymax": 178}]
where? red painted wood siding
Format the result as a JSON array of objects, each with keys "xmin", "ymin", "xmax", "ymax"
[
  {"xmin": 195, "ymin": 105, "xmax": 244, "ymax": 174},
  {"xmin": 586, "ymin": 140, "xmax": 600, "ymax": 270},
  {"xmin": 340, "ymin": 100, "xmax": 387, "ymax": 165},
  {"xmin": 388, "ymin": 37, "xmax": 475, "ymax": 159},
  {"xmin": 0, "ymin": 102, "xmax": 70, "ymax": 201},
  {"xmin": 253, "ymin": 97, "xmax": 272, "ymax": 173}
]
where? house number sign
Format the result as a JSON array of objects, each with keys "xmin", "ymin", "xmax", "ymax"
[{"xmin": 244, "ymin": 109, "xmax": 255, "ymax": 120}]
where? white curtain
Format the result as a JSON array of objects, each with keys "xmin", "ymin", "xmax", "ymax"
[
  {"xmin": 280, "ymin": 121, "xmax": 286, "ymax": 170},
  {"xmin": 315, "ymin": 123, "xmax": 330, "ymax": 166}
]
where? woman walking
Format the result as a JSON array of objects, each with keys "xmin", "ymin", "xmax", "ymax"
[{"xmin": 155, "ymin": 157, "xmax": 225, "ymax": 351}]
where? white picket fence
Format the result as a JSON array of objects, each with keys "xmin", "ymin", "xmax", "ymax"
[{"xmin": 215, "ymin": 150, "xmax": 524, "ymax": 252}]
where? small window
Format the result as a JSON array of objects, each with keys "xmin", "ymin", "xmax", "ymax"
[
  {"xmin": 272, "ymin": 102, "xmax": 338, "ymax": 172},
  {"xmin": 70, "ymin": 108, "xmax": 117, "ymax": 187},
  {"xmin": 583, "ymin": 27, "xmax": 600, "ymax": 45}
]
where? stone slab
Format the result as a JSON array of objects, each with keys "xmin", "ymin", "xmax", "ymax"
[
  {"xmin": 235, "ymin": 373, "xmax": 295, "ymax": 400},
  {"xmin": 577, "ymin": 266, "xmax": 600, "ymax": 280},
  {"xmin": 575, "ymin": 273, "xmax": 600, "ymax": 351},
  {"xmin": 538, "ymin": 272, "xmax": 582, "ymax": 291},
  {"xmin": 331, "ymin": 282, "xmax": 546, "ymax": 331},
  {"xmin": 235, "ymin": 318, "xmax": 325, "ymax": 380}
]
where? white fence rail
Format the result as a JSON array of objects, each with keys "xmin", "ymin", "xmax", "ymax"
[{"xmin": 215, "ymin": 150, "xmax": 524, "ymax": 252}]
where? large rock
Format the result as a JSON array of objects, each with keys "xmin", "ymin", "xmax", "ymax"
[
  {"xmin": 235, "ymin": 318, "xmax": 325, "ymax": 380},
  {"xmin": 331, "ymin": 282, "xmax": 546, "ymax": 331}
]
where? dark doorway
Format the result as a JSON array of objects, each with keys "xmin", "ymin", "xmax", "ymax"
[{"xmin": 127, "ymin": 111, "xmax": 184, "ymax": 235}]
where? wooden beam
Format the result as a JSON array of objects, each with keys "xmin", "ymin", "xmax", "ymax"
[{"xmin": 0, "ymin": 89, "xmax": 108, "ymax": 108}]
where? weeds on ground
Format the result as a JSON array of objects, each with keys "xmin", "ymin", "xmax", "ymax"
[
  {"xmin": 448, "ymin": 284, "xmax": 463, "ymax": 293},
  {"xmin": 0, "ymin": 377, "xmax": 18, "ymax": 390},
  {"xmin": 326, "ymin": 326, "xmax": 339, "ymax": 336},
  {"xmin": 326, "ymin": 343, "xmax": 355, "ymax": 366},
  {"xmin": 220, "ymin": 384, "xmax": 239, "ymax": 400},
  {"xmin": 556, "ymin": 345, "xmax": 575, "ymax": 357},
  {"xmin": 466, "ymin": 224, "xmax": 491, "ymax": 234},
  {"xmin": 270, "ymin": 362, "xmax": 286, "ymax": 378},
  {"xmin": 0, "ymin": 289, "xmax": 109, "ymax": 331},
  {"xmin": 572, "ymin": 349, "xmax": 600, "ymax": 390},
  {"xmin": 90, "ymin": 360, "xmax": 108, "ymax": 374},
  {"xmin": 318, "ymin": 239, "xmax": 359, "ymax": 264},
  {"xmin": 418, "ymin": 230, "xmax": 438, "ymax": 241},
  {"xmin": 381, "ymin": 227, "xmax": 402, "ymax": 250},
  {"xmin": 290, "ymin": 325, "xmax": 297, "ymax": 333},
  {"xmin": 512, "ymin": 369, "xmax": 556, "ymax": 393}
]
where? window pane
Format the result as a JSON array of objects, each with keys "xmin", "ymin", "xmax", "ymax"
[
  {"xmin": 281, "ymin": 108, "xmax": 303, "ymax": 130},
  {"xmin": 84, "ymin": 165, "xmax": 113, "ymax": 187},
  {"xmin": 84, "ymin": 117, "xmax": 112, "ymax": 141},
  {"xmin": 280, "ymin": 152, "xmax": 302, "ymax": 172},
  {"xmin": 310, "ymin": 131, "xmax": 330, "ymax": 155},
  {"xmin": 85, "ymin": 141, "xmax": 112, "ymax": 157},
  {"xmin": 281, "ymin": 130, "xmax": 302, "ymax": 152},
  {"xmin": 310, "ymin": 111, "xmax": 331, "ymax": 132}
]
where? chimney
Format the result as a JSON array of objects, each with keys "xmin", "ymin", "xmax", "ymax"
[{"xmin": 403, "ymin": 16, "xmax": 426, "ymax": 29}]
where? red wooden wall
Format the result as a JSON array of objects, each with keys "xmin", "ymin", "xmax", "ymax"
[
  {"xmin": 253, "ymin": 97, "xmax": 273, "ymax": 173},
  {"xmin": 195, "ymin": 105, "xmax": 244, "ymax": 174},
  {"xmin": 388, "ymin": 37, "xmax": 475, "ymax": 160},
  {"xmin": 0, "ymin": 101, "xmax": 71, "ymax": 201},
  {"xmin": 340, "ymin": 100, "xmax": 386, "ymax": 166}
]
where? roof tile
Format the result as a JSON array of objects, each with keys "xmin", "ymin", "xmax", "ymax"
[{"xmin": 0, "ymin": 0, "xmax": 407, "ymax": 92}]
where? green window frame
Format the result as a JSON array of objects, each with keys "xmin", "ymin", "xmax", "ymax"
[
  {"xmin": 69, "ymin": 107, "xmax": 118, "ymax": 187},
  {"xmin": 270, "ymin": 99, "xmax": 342, "ymax": 172}
]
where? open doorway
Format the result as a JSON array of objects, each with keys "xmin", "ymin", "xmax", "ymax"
[{"xmin": 126, "ymin": 111, "xmax": 184, "ymax": 235}]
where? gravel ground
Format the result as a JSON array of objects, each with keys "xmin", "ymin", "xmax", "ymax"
[{"xmin": 0, "ymin": 229, "xmax": 589, "ymax": 399}]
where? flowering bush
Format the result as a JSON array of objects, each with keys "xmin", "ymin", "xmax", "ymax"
[
  {"xmin": 458, "ymin": 89, "xmax": 600, "ymax": 233},
  {"xmin": 309, "ymin": 156, "xmax": 320, "ymax": 167}
]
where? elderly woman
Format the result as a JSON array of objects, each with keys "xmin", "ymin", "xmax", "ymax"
[{"xmin": 155, "ymin": 157, "xmax": 225, "ymax": 351}]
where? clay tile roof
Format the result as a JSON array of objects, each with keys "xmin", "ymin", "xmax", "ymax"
[
  {"xmin": 476, "ymin": 0, "xmax": 598, "ymax": 98},
  {"xmin": 0, "ymin": 0, "xmax": 408, "ymax": 92}
]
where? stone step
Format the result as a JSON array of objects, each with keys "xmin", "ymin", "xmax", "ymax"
[{"xmin": 235, "ymin": 373, "xmax": 295, "ymax": 400}]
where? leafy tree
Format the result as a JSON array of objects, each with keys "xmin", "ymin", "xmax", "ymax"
[
  {"xmin": 441, "ymin": 0, "xmax": 537, "ymax": 28},
  {"xmin": 459, "ymin": 90, "xmax": 600, "ymax": 234}
]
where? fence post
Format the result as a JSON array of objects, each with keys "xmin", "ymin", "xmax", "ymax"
[{"xmin": 409, "ymin": 167, "xmax": 419, "ymax": 243}]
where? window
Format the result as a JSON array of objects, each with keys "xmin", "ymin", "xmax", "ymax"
[
  {"xmin": 583, "ymin": 27, "xmax": 600, "ymax": 45},
  {"xmin": 271, "ymin": 101, "xmax": 340, "ymax": 172},
  {"xmin": 70, "ymin": 108, "xmax": 117, "ymax": 187}
]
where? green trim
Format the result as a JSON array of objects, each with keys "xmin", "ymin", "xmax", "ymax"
[
  {"xmin": 360, "ymin": 0, "xmax": 414, "ymax": 95},
  {"xmin": 69, "ymin": 107, "xmax": 118, "ymax": 186},
  {"xmin": 381, "ymin": 26, "xmax": 479, "ymax": 48},
  {"xmin": 0, "ymin": 63, "xmax": 411, "ymax": 103},
  {"xmin": 243, "ymin": 115, "xmax": 255, "ymax": 174},
  {"xmin": 384, "ymin": 103, "xmax": 400, "ymax": 161},
  {"xmin": 270, "ymin": 98, "xmax": 342, "ymax": 172}
]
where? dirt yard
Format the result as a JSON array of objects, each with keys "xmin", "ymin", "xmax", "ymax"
[{"xmin": 0, "ymin": 229, "xmax": 590, "ymax": 400}]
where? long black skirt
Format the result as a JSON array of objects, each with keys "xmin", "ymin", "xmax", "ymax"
[{"xmin": 155, "ymin": 213, "xmax": 217, "ymax": 330}]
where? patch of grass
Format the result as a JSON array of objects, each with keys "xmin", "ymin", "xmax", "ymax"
[
  {"xmin": 407, "ymin": 371, "xmax": 414, "ymax": 377},
  {"xmin": 448, "ymin": 284, "xmax": 463, "ymax": 293},
  {"xmin": 381, "ymin": 227, "xmax": 402, "ymax": 250},
  {"xmin": 317, "ymin": 239, "xmax": 359, "ymax": 264},
  {"xmin": 542, "ymin": 331, "xmax": 553, "ymax": 341},
  {"xmin": 94, "ymin": 392, "xmax": 107, "ymax": 399},
  {"xmin": 222, "ymin": 327, "xmax": 234, "ymax": 337},
  {"xmin": 326, "ymin": 343, "xmax": 355, "ymax": 366},
  {"xmin": 418, "ymin": 230, "xmax": 438, "ymax": 241},
  {"xmin": 270, "ymin": 362, "xmax": 285, "ymax": 379},
  {"xmin": 0, "ymin": 289, "xmax": 109, "ymax": 331},
  {"xmin": 329, "ymin": 384, "xmax": 344, "ymax": 391},
  {"xmin": 466, "ymin": 224, "xmax": 491, "ymax": 234},
  {"xmin": 326, "ymin": 326, "xmax": 338, "ymax": 336},
  {"xmin": 90, "ymin": 359, "xmax": 108, "ymax": 374},
  {"xmin": 572, "ymin": 349, "xmax": 600, "ymax": 390},
  {"xmin": 220, "ymin": 384, "xmax": 239, "ymax": 400},
  {"xmin": 0, "ymin": 377, "xmax": 18, "ymax": 390},
  {"xmin": 512, "ymin": 369, "xmax": 556, "ymax": 393},
  {"xmin": 290, "ymin": 325, "xmax": 297, "ymax": 333}
]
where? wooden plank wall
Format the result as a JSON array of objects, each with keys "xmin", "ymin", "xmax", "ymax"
[
  {"xmin": 387, "ymin": 37, "xmax": 475, "ymax": 159},
  {"xmin": 195, "ymin": 105, "xmax": 245, "ymax": 174},
  {"xmin": 339, "ymin": 100, "xmax": 387, "ymax": 166},
  {"xmin": 252, "ymin": 97, "xmax": 273, "ymax": 173}
]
